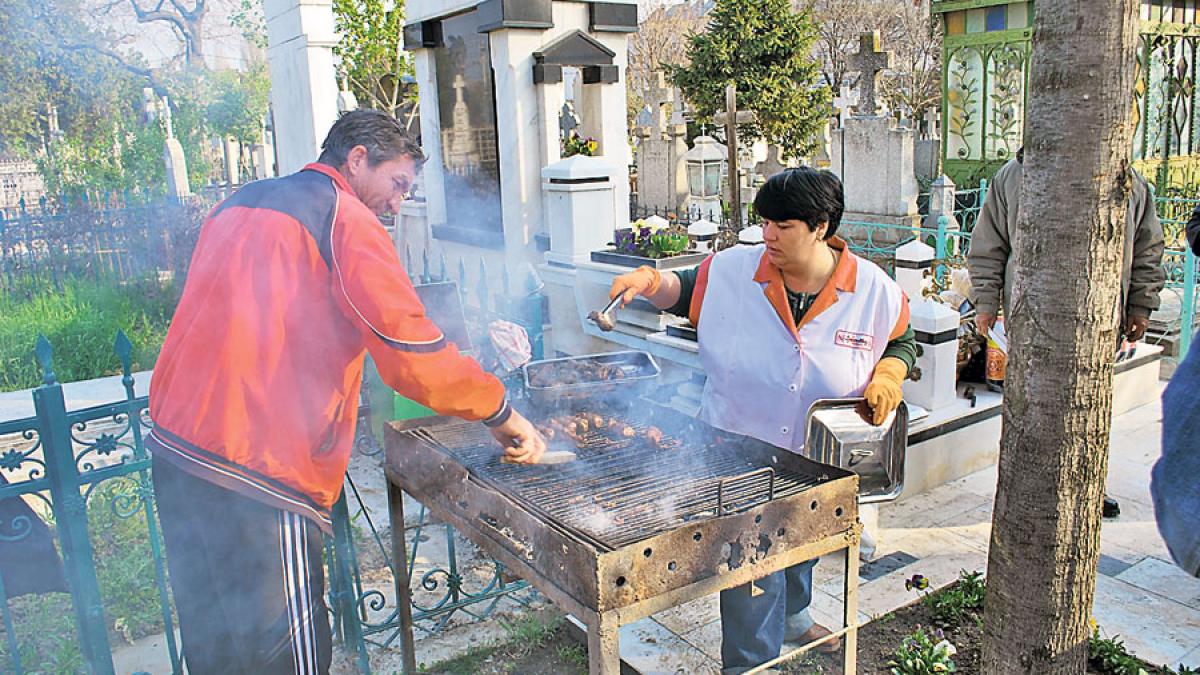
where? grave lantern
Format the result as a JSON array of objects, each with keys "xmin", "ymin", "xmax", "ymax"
[
  {"xmin": 685, "ymin": 135, "xmax": 727, "ymax": 221},
  {"xmin": 685, "ymin": 136, "xmax": 726, "ymax": 198}
]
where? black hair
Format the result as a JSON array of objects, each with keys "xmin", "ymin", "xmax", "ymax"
[
  {"xmin": 317, "ymin": 109, "xmax": 425, "ymax": 168},
  {"xmin": 753, "ymin": 167, "xmax": 844, "ymax": 240}
]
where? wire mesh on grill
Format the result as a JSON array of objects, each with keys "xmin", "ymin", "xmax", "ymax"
[{"xmin": 405, "ymin": 410, "xmax": 830, "ymax": 550}]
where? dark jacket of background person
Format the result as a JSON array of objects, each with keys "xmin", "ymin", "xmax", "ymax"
[
  {"xmin": 968, "ymin": 158, "xmax": 1166, "ymax": 326},
  {"xmin": 1153, "ymin": 334, "xmax": 1200, "ymax": 577},
  {"xmin": 1187, "ymin": 202, "xmax": 1200, "ymax": 255}
]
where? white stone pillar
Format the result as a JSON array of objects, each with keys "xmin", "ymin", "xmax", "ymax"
[
  {"xmin": 164, "ymin": 138, "xmax": 191, "ymax": 198},
  {"xmin": 895, "ymin": 239, "xmax": 933, "ymax": 301},
  {"xmin": 489, "ymin": 29, "xmax": 549, "ymax": 268},
  {"xmin": 896, "ymin": 239, "xmax": 959, "ymax": 411},
  {"xmin": 264, "ymin": 0, "xmax": 339, "ymax": 175},
  {"xmin": 906, "ymin": 299, "xmax": 960, "ymax": 411},
  {"xmin": 411, "ymin": 49, "xmax": 446, "ymax": 227},
  {"xmin": 542, "ymin": 155, "xmax": 617, "ymax": 267}
]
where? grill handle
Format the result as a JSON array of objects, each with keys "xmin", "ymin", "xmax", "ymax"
[{"xmin": 716, "ymin": 467, "xmax": 776, "ymax": 514}]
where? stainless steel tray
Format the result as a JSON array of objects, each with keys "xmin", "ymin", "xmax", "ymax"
[
  {"xmin": 521, "ymin": 350, "xmax": 660, "ymax": 408},
  {"xmin": 804, "ymin": 398, "xmax": 907, "ymax": 503}
]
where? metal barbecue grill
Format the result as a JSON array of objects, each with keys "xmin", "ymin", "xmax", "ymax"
[{"xmin": 384, "ymin": 397, "xmax": 864, "ymax": 674}]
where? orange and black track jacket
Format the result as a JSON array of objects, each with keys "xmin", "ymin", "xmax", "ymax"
[{"xmin": 148, "ymin": 163, "xmax": 507, "ymax": 532}]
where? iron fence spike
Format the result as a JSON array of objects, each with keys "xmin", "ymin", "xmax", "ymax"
[
  {"xmin": 35, "ymin": 335, "xmax": 55, "ymax": 386},
  {"xmin": 114, "ymin": 331, "xmax": 134, "ymax": 377}
]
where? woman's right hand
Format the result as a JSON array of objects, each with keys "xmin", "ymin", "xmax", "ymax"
[{"xmin": 608, "ymin": 265, "xmax": 663, "ymax": 306}]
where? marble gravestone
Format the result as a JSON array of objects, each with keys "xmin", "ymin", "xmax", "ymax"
[
  {"xmin": 832, "ymin": 31, "xmax": 920, "ymax": 231},
  {"xmin": 634, "ymin": 71, "xmax": 688, "ymax": 214}
]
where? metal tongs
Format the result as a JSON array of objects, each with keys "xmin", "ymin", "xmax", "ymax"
[
  {"xmin": 501, "ymin": 439, "xmax": 578, "ymax": 465},
  {"xmin": 587, "ymin": 295, "xmax": 623, "ymax": 332}
]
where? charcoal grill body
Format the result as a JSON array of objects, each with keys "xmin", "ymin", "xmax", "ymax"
[{"xmin": 383, "ymin": 404, "xmax": 862, "ymax": 675}]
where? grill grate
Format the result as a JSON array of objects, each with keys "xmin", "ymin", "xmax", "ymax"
[{"xmin": 405, "ymin": 408, "xmax": 830, "ymax": 550}]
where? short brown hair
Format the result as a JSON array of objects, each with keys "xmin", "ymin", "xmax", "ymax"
[{"xmin": 318, "ymin": 109, "xmax": 425, "ymax": 167}]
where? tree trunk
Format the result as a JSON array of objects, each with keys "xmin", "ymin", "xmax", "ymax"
[{"xmin": 980, "ymin": 1, "xmax": 1140, "ymax": 673}]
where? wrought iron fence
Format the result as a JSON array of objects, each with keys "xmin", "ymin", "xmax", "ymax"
[
  {"xmin": 0, "ymin": 192, "xmax": 209, "ymax": 294},
  {"xmin": 0, "ymin": 333, "xmax": 179, "ymax": 674},
  {"xmin": 1155, "ymin": 195, "xmax": 1199, "ymax": 355},
  {"xmin": 329, "ymin": 246, "xmax": 545, "ymax": 667},
  {"xmin": 0, "ymin": 245, "xmax": 546, "ymax": 674}
]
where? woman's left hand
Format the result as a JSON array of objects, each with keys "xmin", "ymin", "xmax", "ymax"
[{"xmin": 863, "ymin": 357, "xmax": 908, "ymax": 425}]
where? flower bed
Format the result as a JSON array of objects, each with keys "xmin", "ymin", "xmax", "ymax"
[{"xmin": 789, "ymin": 571, "xmax": 1196, "ymax": 675}]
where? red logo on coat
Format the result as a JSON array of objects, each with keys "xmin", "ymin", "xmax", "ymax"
[{"xmin": 834, "ymin": 330, "xmax": 874, "ymax": 351}]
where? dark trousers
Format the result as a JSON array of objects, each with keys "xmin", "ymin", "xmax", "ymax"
[
  {"xmin": 720, "ymin": 559, "xmax": 817, "ymax": 673},
  {"xmin": 153, "ymin": 455, "xmax": 332, "ymax": 675}
]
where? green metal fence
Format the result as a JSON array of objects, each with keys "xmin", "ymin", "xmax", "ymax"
[
  {"xmin": 0, "ymin": 246, "xmax": 545, "ymax": 674},
  {"xmin": 0, "ymin": 333, "xmax": 178, "ymax": 674},
  {"xmin": 1155, "ymin": 195, "xmax": 1199, "ymax": 355}
]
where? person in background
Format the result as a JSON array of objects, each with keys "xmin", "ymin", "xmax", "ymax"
[
  {"xmin": 968, "ymin": 149, "xmax": 1165, "ymax": 518},
  {"xmin": 1153, "ymin": 332, "xmax": 1200, "ymax": 577},
  {"xmin": 148, "ymin": 110, "xmax": 544, "ymax": 674},
  {"xmin": 1186, "ymin": 201, "xmax": 1200, "ymax": 255},
  {"xmin": 609, "ymin": 167, "xmax": 916, "ymax": 673},
  {"xmin": 968, "ymin": 149, "xmax": 1165, "ymax": 343}
]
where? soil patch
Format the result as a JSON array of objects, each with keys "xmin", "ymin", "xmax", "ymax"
[{"xmin": 422, "ymin": 610, "xmax": 586, "ymax": 675}]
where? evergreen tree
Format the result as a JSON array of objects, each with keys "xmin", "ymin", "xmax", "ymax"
[{"xmin": 670, "ymin": 0, "xmax": 830, "ymax": 159}]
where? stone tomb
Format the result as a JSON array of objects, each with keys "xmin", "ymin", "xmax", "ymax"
[{"xmin": 403, "ymin": 0, "xmax": 636, "ymax": 267}]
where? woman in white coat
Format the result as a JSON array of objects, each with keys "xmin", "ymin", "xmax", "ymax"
[{"xmin": 610, "ymin": 168, "xmax": 916, "ymax": 673}]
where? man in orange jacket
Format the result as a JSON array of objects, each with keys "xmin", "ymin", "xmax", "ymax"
[{"xmin": 148, "ymin": 109, "xmax": 544, "ymax": 674}]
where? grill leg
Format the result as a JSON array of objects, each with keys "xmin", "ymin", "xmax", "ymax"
[
  {"xmin": 587, "ymin": 611, "xmax": 621, "ymax": 675},
  {"xmin": 389, "ymin": 480, "xmax": 419, "ymax": 675},
  {"xmin": 842, "ymin": 535, "xmax": 860, "ymax": 675}
]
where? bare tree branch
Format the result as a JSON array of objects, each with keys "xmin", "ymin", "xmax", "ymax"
[
  {"xmin": 60, "ymin": 42, "xmax": 169, "ymax": 97},
  {"xmin": 126, "ymin": 0, "xmax": 208, "ymax": 67}
]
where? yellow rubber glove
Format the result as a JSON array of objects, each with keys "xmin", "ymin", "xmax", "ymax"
[
  {"xmin": 863, "ymin": 357, "xmax": 908, "ymax": 426},
  {"xmin": 609, "ymin": 265, "xmax": 663, "ymax": 306}
]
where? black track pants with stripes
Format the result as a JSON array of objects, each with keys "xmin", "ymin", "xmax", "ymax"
[{"xmin": 153, "ymin": 455, "xmax": 333, "ymax": 674}]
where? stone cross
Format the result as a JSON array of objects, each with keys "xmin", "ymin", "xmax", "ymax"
[
  {"xmin": 669, "ymin": 85, "xmax": 689, "ymax": 126},
  {"xmin": 832, "ymin": 85, "xmax": 859, "ymax": 128},
  {"xmin": 923, "ymin": 107, "xmax": 940, "ymax": 139},
  {"xmin": 452, "ymin": 74, "xmax": 467, "ymax": 104},
  {"xmin": 644, "ymin": 71, "xmax": 673, "ymax": 133},
  {"xmin": 559, "ymin": 101, "xmax": 580, "ymax": 140},
  {"xmin": 847, "ymin": 30, "xmax": 894, "ymax": 117}
]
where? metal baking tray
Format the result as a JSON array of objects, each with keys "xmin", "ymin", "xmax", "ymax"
[
  {"xmin": 522, "ymin": 350, "xmax": 660, "ymax": 409},
  {"xmin": 804, "ymin": 398, "xmax": 907, "ymax": 503}
]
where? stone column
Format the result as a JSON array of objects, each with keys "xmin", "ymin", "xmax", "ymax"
[
  {"xmin": 264, "ymin": 0, "xmax": 340, "ymax": 175},
  {"xmin": 411, "ymin": 49, "xmax": 446, "ymax": 227},
  {"xmin": 489, "ymin": 29, "xmax": 549, "ymax": 267},
  {"xmin": 896, "ymin": 240, "xmax": 959, "ymax": 411},
  {"xmin": 164, "ymin": 138, "xmax": 191, "ymax": 198},
  {"xmin": 542, "ymin": 155, "xmax": 617, "ymax": 267}
]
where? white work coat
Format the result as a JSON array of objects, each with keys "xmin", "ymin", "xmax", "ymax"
[{"xmin": 696, "ymin": 241, "xmax": 908, "ymax": 451}]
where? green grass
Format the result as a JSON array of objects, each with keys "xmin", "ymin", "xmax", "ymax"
[
  {"xmin": 0, "ymin": 275, "xmax": 177, "ymax": 392},
  {"xmin": 423, "ymin": 612, "xmax": 565, "ymax": 674}
]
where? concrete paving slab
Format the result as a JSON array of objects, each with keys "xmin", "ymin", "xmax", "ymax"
[
  {"xmin": 619, "ymin": 617, "xmax": 721, "ymax": 675},
  {"xmin": 1116, "ymin": 557, "xmax": 1200, "ymax": 610},
  {"xmin": 1093, "ymin": 574, "xmax": 1200, "ymax": 669}
]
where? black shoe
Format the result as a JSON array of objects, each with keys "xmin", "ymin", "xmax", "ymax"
[{"xmin": 1103, "ymin": 496, "xmax": 1121, "ymax": 519}]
